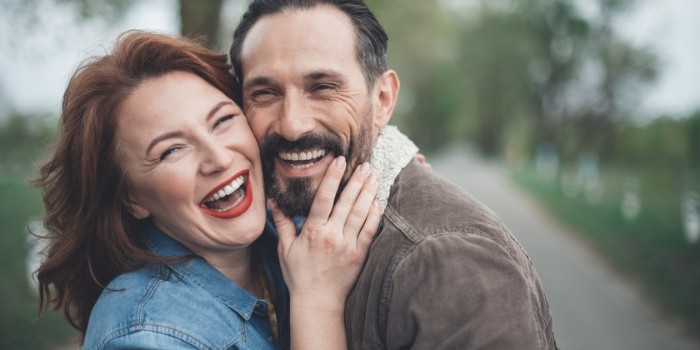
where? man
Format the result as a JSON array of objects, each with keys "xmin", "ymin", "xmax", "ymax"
[{"xmin": 230, "ymin": 0, "xmax": 557, "ymax": 348}]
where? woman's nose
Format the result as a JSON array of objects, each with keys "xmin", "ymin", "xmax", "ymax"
[{"xmin": 199, "ymin": 139, "xmax": 233, "ymax": 175}]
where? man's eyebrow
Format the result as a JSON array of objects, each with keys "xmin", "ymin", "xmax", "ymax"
[
  {"xmin": 304, "ymin": 70, "xmax": 344, "ymax": 82},
  {"xmin": 242, "ymin": 71, "xmax": 346, "ymax": 91},
  {"xmin": 243, "ymin": 76, "xmax": 272, "ymax": 90},
  {"xmin": 145, "ymin": 101, "xmax": 233, "ymax": 155}
]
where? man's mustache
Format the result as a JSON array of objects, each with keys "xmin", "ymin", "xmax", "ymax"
[{"xmin": 261, "ymin": 133, "xmax": 346, "ymax": 157}]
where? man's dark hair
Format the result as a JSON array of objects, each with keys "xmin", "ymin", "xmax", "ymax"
[{"xmin": 229, "ymin": 0, "xmax": 389, "ymax": 89}]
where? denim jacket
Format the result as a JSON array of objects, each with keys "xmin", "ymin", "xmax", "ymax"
[{"xmin": 84, "ymin": 220, "xmax": 290, "ymax": 350}]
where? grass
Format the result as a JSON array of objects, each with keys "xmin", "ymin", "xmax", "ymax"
[
  {"xmin": 0, "ymin": 165, "xmax": 78, "ymax": 349},
  {"xmin": 512, "ymin": 165, "xmax": 700, "ymax": 336}
]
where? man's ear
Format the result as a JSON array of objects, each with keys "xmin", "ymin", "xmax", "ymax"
[
  {"xmin": 124, "ymin": 194, "xmax": 150, "ymax": 220},
  {"xmin": 372, "ymin": 70, "xmax": 400, "ymax": 129}
]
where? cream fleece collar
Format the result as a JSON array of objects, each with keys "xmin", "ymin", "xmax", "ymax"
[{"xmin": 368, "ymin": 125, "xmax": 419, "ymax": 211}]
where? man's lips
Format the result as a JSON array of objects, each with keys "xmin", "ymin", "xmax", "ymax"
[{"xmin": 199, "ymin": 170, "xmax": 253, "ymax": 219}]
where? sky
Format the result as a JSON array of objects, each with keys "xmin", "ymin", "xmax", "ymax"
[
  {"xmin": 0, "ymin": 0, "xmax": 180, "ymax": 119},
  {"xmin": 0, "ymin": 0, "xmax": 698, "ymax": 121},
  {"xmin": 615, "ymin": 0, "xmax": 700, "ymax": 117}
]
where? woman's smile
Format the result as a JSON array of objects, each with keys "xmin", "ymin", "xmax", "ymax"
[{"xmin": 200, "ymin": 170, "xmax": 254, "ymax": 219}]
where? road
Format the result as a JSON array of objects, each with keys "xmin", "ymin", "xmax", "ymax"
[{"xmin": 430, "ymin": 144, "xmax": 699, "ymax": 350}]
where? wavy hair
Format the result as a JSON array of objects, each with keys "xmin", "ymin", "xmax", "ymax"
[{"xmin": 33, "ymin": 30, "xmax": 239, "ymax": 339}]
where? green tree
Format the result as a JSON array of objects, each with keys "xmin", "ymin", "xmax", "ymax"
[{"xmin": 449, "ymin": 0, "xmax": 657, "ymax": 160}]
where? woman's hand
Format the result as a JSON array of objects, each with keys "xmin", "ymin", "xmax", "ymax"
[
  {"xmin": 271, "ymin": 156, "xmax": 381, "ymax": 349},
  {"xmin": 273, "ymin": 156, "xmax": 381, "ymax": 309}
]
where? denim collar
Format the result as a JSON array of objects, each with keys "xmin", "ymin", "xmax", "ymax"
[{"xmin": 140, "ymin": 222, "xmax": 260, "ymax": 321}]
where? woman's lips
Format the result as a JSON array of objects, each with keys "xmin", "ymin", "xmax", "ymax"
[{"xmin": 200, "ymin": 170, "xmax": 253, "ymax": 219}]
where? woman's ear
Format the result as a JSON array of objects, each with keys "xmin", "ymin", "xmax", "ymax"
[
  {"xmin": 124, "ymin": 195, "xmax": 150, "ymax": 219},
  {"xmin": 372, "ymin": 70, "xmax": 400, "ymax": 129}
]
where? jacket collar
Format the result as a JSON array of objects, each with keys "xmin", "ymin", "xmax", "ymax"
[
  {"xmin": 369, "ymin": 125, "xmax": 419, "ymax": 211},
  {"xmin": 140, "ymin": 222, "xmax": 260, "ymax": 320}
]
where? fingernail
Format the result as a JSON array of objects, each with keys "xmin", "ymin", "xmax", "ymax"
[{"xmin": 335, "ymin": 156, "xmax": 346, "ymax": 169}]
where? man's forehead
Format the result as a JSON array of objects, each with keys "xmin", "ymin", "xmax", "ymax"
[
  {"xmin": 239, "ymin": 5, "xmax": 361, "ymax": 84},
  {"xmin": 240, "ymin": 5, "xmax": 356, "ymax": 64}
]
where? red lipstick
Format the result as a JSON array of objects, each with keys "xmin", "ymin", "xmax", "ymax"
[{"xmin": 200, "ymin": 170, "xmax": 253, "ymax": 219}]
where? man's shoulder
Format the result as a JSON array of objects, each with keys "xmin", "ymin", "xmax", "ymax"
[{"xmin": 386, "ymin": 160, "xmax": 509, "ymax": 242}]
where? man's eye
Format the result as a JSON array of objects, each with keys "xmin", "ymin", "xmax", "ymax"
[
  {"xmin": 250, "ymin": 89, "xmax": 274, "ymax": 99},
  {"xmin": 313, "ymin": 83, "xmax": 336, "ymax": 91}
]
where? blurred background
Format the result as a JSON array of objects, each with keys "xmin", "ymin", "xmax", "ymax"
[{"xmin": 0, "ymin": 0, "xmax": 698, "ymax": 349}]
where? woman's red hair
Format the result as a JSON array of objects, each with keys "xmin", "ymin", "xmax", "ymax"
[{"xmin": 33, "ymin": 30, "xmax": 240, "ymax": 340}]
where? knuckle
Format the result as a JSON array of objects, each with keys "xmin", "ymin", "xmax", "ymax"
[
  {"xmin": 322, "ymin": 232, "xmax": 339, "ymax": 250},
  {"xmin": 337, "ymin": 195, "xmax": 354, "ymax": 208},
  {"xmin": 348, "ymin": 251, "xmax": 363, "ymax": 265},
  {"xmin": 350, "ymin": 206, "xmax": 367, "ymax": 221},
  {"xmin": 315, "ymin": 191, "xmax": 335, "ymax": 206}
]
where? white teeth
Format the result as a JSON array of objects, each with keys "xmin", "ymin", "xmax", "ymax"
[
  {"xmin": 279, "ymin": 149, "xmax": 326, "ymax": 162},
  {"xmin": 205, "ymin": 175, "xmax": 246, "ymax": 203},
  {"xmin": 292, "ymin": 163, "xmax": 314, "ymax": 169}
]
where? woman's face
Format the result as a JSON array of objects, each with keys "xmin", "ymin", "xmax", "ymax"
[{"xmin": 116, "ymin": 71, "xmax": 266, "ymax": 257}]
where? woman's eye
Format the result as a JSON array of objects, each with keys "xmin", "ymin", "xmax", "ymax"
[
  {"xmin": 214, "ymin": 114, "xmax": 235, "ymax": 128},
  {"xmin": 159, "ymin": 147, "xmax": 181, "ymax": 161}
]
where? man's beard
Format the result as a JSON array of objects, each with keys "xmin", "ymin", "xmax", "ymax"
[{"xmin": 261, "ymin": 117, "xmax": 374, "ymax": 219}]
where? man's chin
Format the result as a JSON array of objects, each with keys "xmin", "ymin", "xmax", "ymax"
[{"xmin": 269, "ymin": 176, "xmax": 317, "ymax": 219}]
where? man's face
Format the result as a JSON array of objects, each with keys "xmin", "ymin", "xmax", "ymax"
[{"xmin": 239, "ymin": 5, "xmax": 380, "ymax": 218}]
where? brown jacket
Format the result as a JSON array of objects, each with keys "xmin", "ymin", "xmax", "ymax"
[{"xmin": 345, "ymin": 160, "xmax": 557, "ymax": 349}]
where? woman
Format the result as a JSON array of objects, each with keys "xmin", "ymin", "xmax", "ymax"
[{"xmin": 34, "ymin": 30, "xmax": 381, "ymax": 349}]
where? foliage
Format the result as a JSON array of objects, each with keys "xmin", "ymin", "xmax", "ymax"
[
  {"xmin": 0, "ymin": 113, "xmax": 55, "ymax": 164},
  {"xmin": 616, "ymin": 111, "xmax": 700, "ymax": 171},
  {"xmin": 513, "ymin": 165, "xmax": 700, "ymax": 335},
  {"xmin": 448, "ymin": 0, "xmax": 657, "ymax": 158},
  {"xmin": 369, "ymin": 0, "xmax": 460, "ymax": 153},
  {"xmin": 511, "ymin": 110, "xmax": 700, "ymax": 335},
  {"xmin": 179, "ymin": 0, "xmax": 225, "ymax": 48},
  {"xmin": 0, "ymin": 115, "xmax": 77, "ymax": 349}
]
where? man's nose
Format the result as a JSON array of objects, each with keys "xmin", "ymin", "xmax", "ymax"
[
  {"xmin": 275, "ymin": 91, "xmax": 315, "ymax": 141},
  {"xmin": 200, "ymin": 139, "xmax": 233, "ymax": 175}
]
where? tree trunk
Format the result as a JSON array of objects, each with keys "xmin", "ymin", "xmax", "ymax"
[{"xmin": 179, "ymin": 0, "xmax": 224, "ymax": 48}]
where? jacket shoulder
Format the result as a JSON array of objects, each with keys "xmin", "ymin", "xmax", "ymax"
[{"xmin": 386, "ymin": 160, "xmax": 512, "ymax": 244}]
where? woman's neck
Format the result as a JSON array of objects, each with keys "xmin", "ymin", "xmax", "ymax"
[{"xmin": 205, "ymin": 246, "xmax": 263, "ymax": 298}]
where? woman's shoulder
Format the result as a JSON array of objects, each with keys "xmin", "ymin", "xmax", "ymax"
[{"xmin": 85, "ymin": 264, "xmax": 248, "ymax": 349}]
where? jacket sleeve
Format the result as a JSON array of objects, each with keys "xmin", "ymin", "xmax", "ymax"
[{"xmin": 386, "ymin": 232, "xmax": 544, "ymax": 350}]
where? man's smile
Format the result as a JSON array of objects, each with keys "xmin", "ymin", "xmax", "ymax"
[
  {"xmin": 275, "ymin": 148, "xmax": 333, "ymax": 177},
  {"xmin": 278, "ymin": 148, "xmax": 329, "ymax": 169}
]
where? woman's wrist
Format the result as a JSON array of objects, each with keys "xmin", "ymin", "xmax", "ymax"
[{"xmin": 290, "ymin": 289, "xmax": 347, "ymax": 314}]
